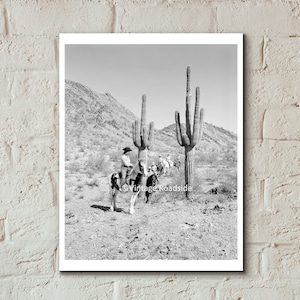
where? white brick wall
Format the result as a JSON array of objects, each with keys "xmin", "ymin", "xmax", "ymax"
[{"xmin": 1, "ymin": 0, "xmax": 299, "ymax": 298}]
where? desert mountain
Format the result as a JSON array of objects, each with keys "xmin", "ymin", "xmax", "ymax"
[{"xmin": 65, "ymin": 80, "xmax": 237, "ymax": 160}]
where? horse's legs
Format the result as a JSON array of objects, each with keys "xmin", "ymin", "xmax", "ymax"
[
  {"xmin": 145, "ymin": 191, "xmax": 149, "ymax": 204},
  {"xmin": 110, "ymin": 188, "xmax": 117, "ymax": 211},
  {"xmin": 130, "ymin": 191, "xmax": 139, "ymax": 214},
  {"xmin": 145, "ymin": 192, "xmax": 151, "ymax": 204}
]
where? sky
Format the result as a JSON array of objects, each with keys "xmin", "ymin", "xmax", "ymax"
[{"xmin": 65, "ymin": 44, "xmax": 238, "ymax": 133}]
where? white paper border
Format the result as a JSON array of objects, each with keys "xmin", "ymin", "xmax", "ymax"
[{"xmin": 59, "ymin": 33, "xmax": 243, "ymax": 272}]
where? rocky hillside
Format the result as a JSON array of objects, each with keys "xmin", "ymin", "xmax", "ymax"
[
  {"xmin": 65, "ymin": 80, "xmax": 237, "ymax": 159},
  {"xmin": 65, "ymin": 79, "xmax": 136, "ymax": 142}
]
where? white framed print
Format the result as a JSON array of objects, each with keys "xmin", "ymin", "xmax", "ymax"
[{"xmin": 59, "ymin": 33, "xmax": 243, "ymax": 271}]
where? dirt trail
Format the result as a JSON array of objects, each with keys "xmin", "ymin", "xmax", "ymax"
[{"xmin": 65, "ymin": 172, "xmax": 237, "ymax": 261}]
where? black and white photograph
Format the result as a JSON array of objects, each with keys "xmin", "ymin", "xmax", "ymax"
[{"xmin": 59, "ymin": 33, "xmax": 243, "ymax": 271}]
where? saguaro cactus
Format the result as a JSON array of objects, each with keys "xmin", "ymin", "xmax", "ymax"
[
  {"xmin": 175, "ymin": 66, "xmax": 204, "ymax": 199},
  {"xmin": 132, "ymin": 94, "xmax": 154, "ymax": 167}
]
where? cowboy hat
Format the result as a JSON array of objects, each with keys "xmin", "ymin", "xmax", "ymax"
[{"xmin": 123, "ymin": 147, "xmax": 132, "ymax": 154}]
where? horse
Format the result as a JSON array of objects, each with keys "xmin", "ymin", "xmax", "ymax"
[
  {"xmin": 173, "ymin": 158, "xmax": 181, "ymax": 171},
  {"xmin": 145, "ymin": 171, "xmax": 159, "ymax": 204},
  {"xmin": 167, "ymin": 159, "xmax": 174, "ymax": 168},
  {"xmin": 109, "ymin": 160, "xmax": 147, "ymax": 214},
  {"xmin": 156, "ymin": 158, "xmax": 169, "ymax": 176}
]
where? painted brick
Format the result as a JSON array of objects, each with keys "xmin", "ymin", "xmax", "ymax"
[
  {"xmin": 12, "ymin": 170, "xmax": 57, "ymax": 210},
  {"xmin": 11, "ymin": 72, "xmax": 58, "ymax": 104},
  {"xmin": 0, "ymin": 141, "xmax": 11, "ymax": 174},
  {"xmin": 8, "ymin": 2, "xmax": 113, "ymax": 35},
  {"xmin": 0, "ymin": 73, "xmax": 13, "ymax": 106},
  {"xmin": 268, "ymin": 37, "xmax": 300, "ymax": 72},
  {"xmin": 226, "ymin": 244, "xmax": 263, "ymax": 279},
  {"xmin": 121, "ymin": 279, "xmax": 215, "ymax": 300},
  {"xmin": 0, "ymin": 241, "xmax": 56, "ymax": 277},
  {"xmin": 0, "ymin": 36, "xmax": 55, "ymax": 71},
  {"xmin": 244, "ymin": 172, "xmax": 263, "ymax": 210},
  {"xmin": 263, "ymin": 244, "xmax": 300, "ymax": 280},
  {"xmin": 0, "ymin": 3, "xmax": 6, "ymax": 34},
  {"xmin": 118, "ymin": 3, "xmax": 216, "ymax": 32},
  {"xmin": 7, "ymin": 207, "xmax": 57, "ymax": 241},
  {"xmin": 244, "ymin": 101, "xmax": 265, "ymax": 140},
  {"xmin": 244, "ymin": 36, "xmax": 264, "ymax": 70},
  {"xmin": 0, "ymin": 277, "xmax": 114, "ymax": 300},
  {"xmin": 218, "ymin": 280, "xmax": 295, "ymax": 300},
  {"xmin": 53, "ymin": 273, "xmax": 117, "ymax": 288},
  {"xmin": 0, "ymin": 220, "xmax": 5, "ymax": 241},
  {"xmin": 0, "ymin": 176, "xmax": 16, "ymax": 206},
  {"xmin": 9, "ymin": 103, "xmax": 56, "ymax": 141},
  {"xmin": 217, "ymin": 2, "xmax": 300, "ymax": 36},
  {"xmin": 264, "ymin": 175, "xmax": 300, "ymax": 210},
  {"xmin": 248, "ymin": 208, "xmax": 300, "ymax": 243},
  {"xmin": 51, "ymin": 282, "xmax": 114, "ymax": 300},
  {"xmin": 248, "ymin": 71, "xmax": 300, "ymax": 108},
  {"xmin": 263, "ymin": 108, "xmax": 300, "ymax": 140},
  {"xmin": 247, "ymin": 140, "xmax": 300, "ymax": 176},
  {"xmin": 0, "ymin": 140, "xmax": 16, "ymax": 206},
  {"xmin": 0, "ymin": 279, "xmax": 53, "ymax": 300},
  {"xmin": 16, "ymin": 140, "xmax": 58, "ymax": 174},
  {"xmin": 0, "ymin": 0, "xmax": 300, "ymax": 297},
  {"xmin": 0, "ymin": 280, "xmax": 11, "ymax": 300}
]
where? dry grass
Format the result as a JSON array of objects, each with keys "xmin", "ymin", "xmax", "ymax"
[{"xmin": 85, "ymin": 152, "xmax": 112, "ymax": 177}]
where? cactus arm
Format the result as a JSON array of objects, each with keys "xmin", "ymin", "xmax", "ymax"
[
  {"xmin": 134, "ymin": 120, "xmax": 141, "ymax": 147},
  {"xmin": 141, "ymin": 94, "xmax": 147, "ymax": 128},
  {"xmin": 199, "ymin": 108, "xmax": 204, "ymax": 140},
  {"xmin": 132, "ymin": 94, "xmax": 154, "ymax": 164},
  {"xmin": 148, "ymin": 122, "xmax": 154, "ymax": 148},
  {"xmin": 175, "ymin": 111, "xmax": 184, "ymax": 146},
  {"xmin": 141, "ymin": 126, "xmax": 148, "ymax": 149},
  {"xmin": 186, "ymin": 66, "xmax": 193, "ymax": 139},
  {"xmin": 191, "ymin": 87, "xmax": 201, "ymax": 147},
  {"xmin": 140, "ymin": 94, "xmax": 148, "ymax": 149},
  {"xmin": 132, "ymin": 123, "xmax": 139, "ymax": 147},
  {"xmin": 182, "ymin": 133, "xmax": 190, "ymax": 146}
]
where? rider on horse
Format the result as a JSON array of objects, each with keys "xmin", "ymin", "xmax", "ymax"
[
  {"xmin": 166, "ymin": 154, "xmax": 172, "ymax": 166},
  {"xmin": 120, "ymin": 147, "xmax": 133, "ymax": 189}
]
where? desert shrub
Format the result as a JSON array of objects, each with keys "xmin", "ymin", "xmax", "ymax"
[
  {"xmin": 65, "ymin": 192, "xmax": 72, "ymax": 202},
  {"xmin": 221, "ymin": 149, "xmax": 237, "ymax": 167},
  {"xmin": 86, "ymin": 177, "xmax": 99, "ymax": 187},
  {"xmin": 194, "ymin": 149, "xmax": 221, "ymax": 168},
  {"xmin": 79, "ymin": 146, "xmax": 85, "ymax": 153},
  {"xmin": 204, "ymin": 168, "xmax": 219, "ymax": 182},
  {"xmin": 217, "ymin": 168, "xmax": 237, "ymax": 192},
  {"xmin": 65, "ymin": 153, "xmax": 71, "ymax": 161},
  {"xmin": 86, "ymin": 152, "xmax": 112, "ymax": 176},
  {"xmin": 76, "ymin": 182, "xmax": 84, "ymax": 190},
  {"xmin": 109, "ymin": 150, "xmax": 119, "ymax": 163},
  {"xmin": 157, "ymin": 169, "xmax": 203, "ymax": 203},
  {"xmin": 67, "ymin": 161, "xmax": 81, "ymax": 174}
]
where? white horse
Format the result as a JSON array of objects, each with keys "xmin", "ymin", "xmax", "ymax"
[
  {"xmin": 157, "ymin": 158, "xmax": 174, "ymax": 176},
  {"xmin": 109, "ymin": 160, "xmax": 148, "ymax": 214}
]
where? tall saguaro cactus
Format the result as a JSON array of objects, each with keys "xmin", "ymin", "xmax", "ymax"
[
  {"xmin": 175, "ymin": 66, "xmax": 204, "ymax": 199},
  {"xmin": 132, "ymin": 94, "xmax": 154, "ymax": 167}
]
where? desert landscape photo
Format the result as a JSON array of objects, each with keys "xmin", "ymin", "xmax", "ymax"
[{"xmin": 61, "ymin": 39, "xmax": 241, "ymax": 266}]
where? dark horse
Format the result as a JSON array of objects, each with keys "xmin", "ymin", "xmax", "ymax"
[
  {"xmin": 173, "ymin": 158, "xmax": 181, "ymax": 171},
  {"xmin": 145, "ymin": 171, "xmax": 159, "ymax": 204},
  {"xmin": 109, "ymin": 160, "xmax": 147, "ymax": 214}
]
